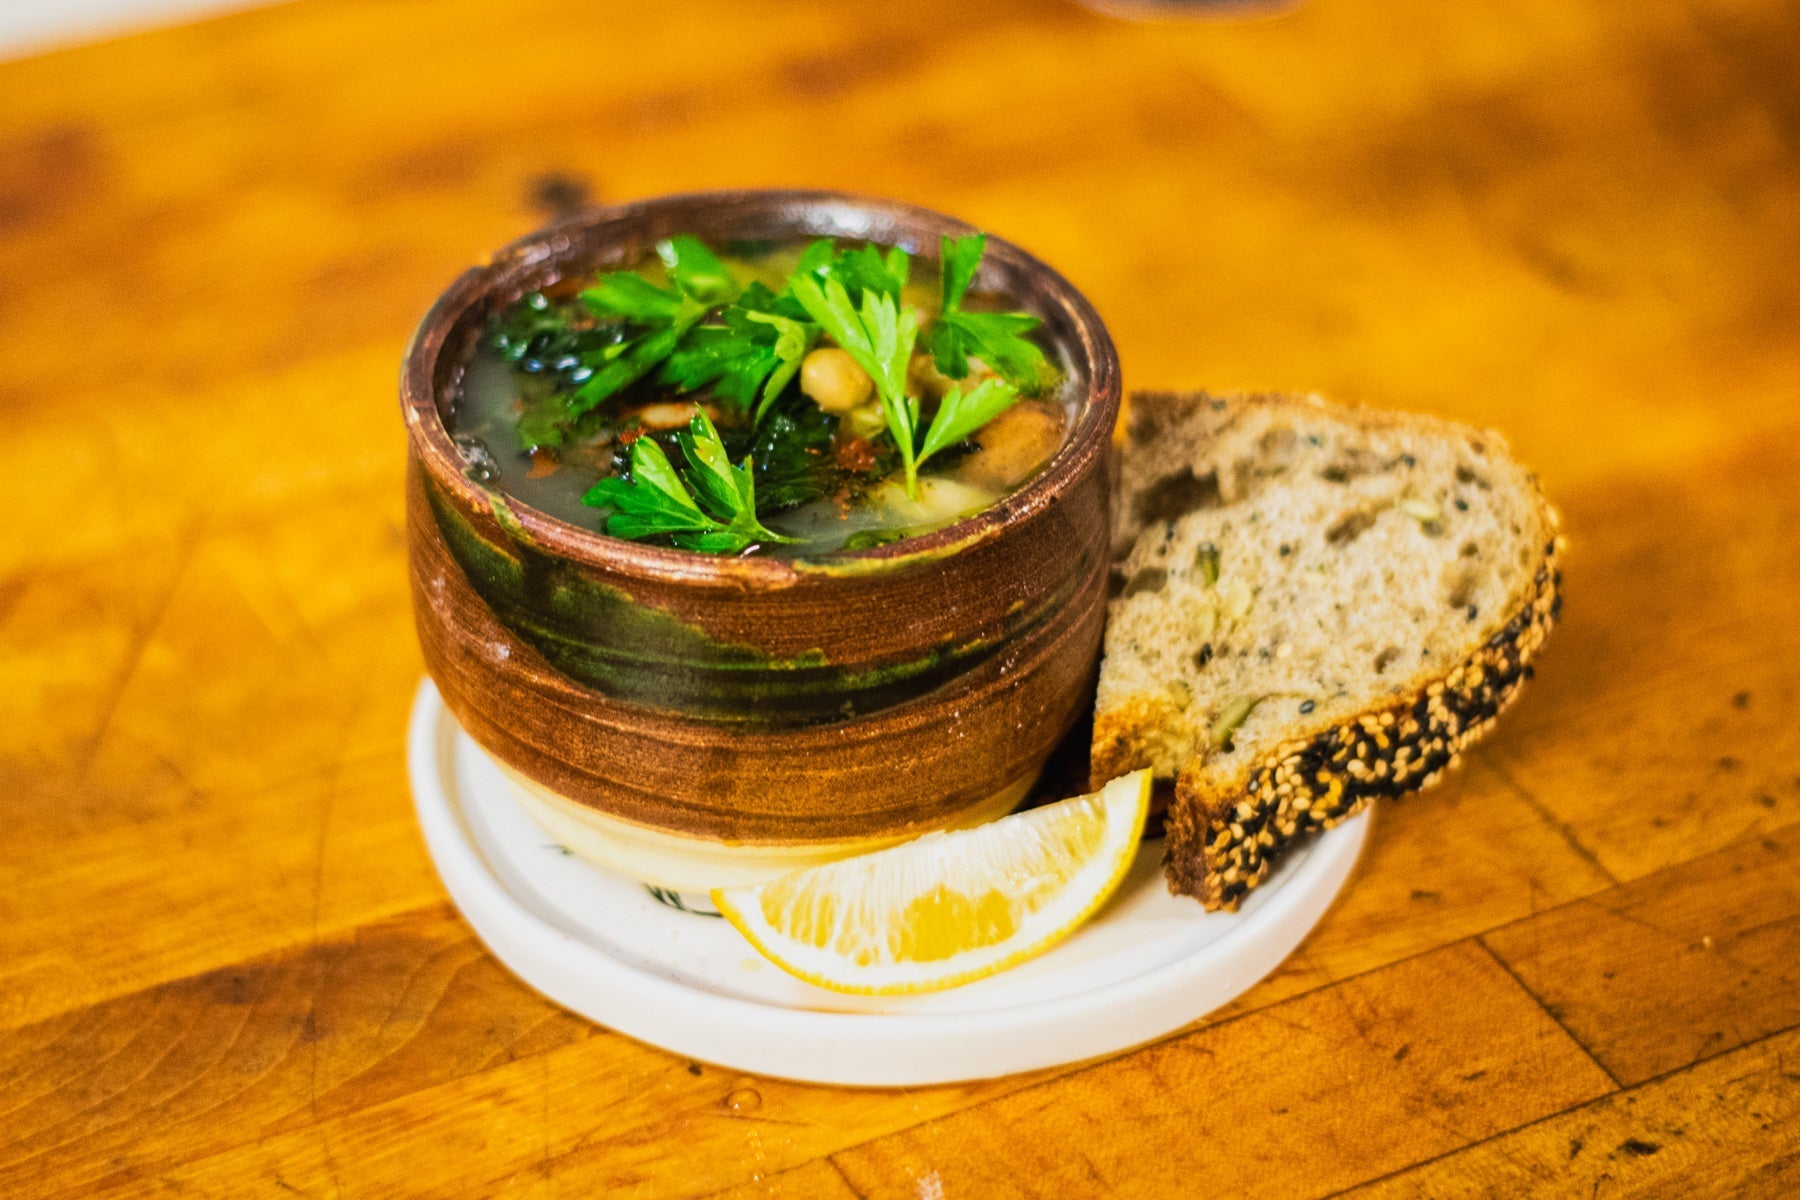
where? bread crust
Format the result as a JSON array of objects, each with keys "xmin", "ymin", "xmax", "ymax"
[
  {"xmin": 1090, "ymin": 694, "xmax": 1182, "ymax": 784},
  {"xmin": 1168, "ymin": 536, "xmax": 1562, "ymax": 909}
]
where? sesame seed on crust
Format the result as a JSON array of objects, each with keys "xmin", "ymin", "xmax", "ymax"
[{"xmin": 1165, "ymin": 541, "xmax": 1564, "ymax": 911}]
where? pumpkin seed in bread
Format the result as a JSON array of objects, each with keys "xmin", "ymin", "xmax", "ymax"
[{"xmin": 1093, "ymin": 391, "xmax": 1562, "ymax": 910}]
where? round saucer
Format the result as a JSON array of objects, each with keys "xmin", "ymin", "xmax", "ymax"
[{"xmin": 408, "ymin": 680, "xmax": 1369, "ymax": 1086}]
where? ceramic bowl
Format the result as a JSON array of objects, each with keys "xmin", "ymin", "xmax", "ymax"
[{"xmin": 402, "ymin": 190, "xmax": 1120, "ymax": 889}]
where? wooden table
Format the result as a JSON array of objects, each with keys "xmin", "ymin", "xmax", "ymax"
[{"xmin": 3, "ymin": 0, "xmax": 1797, "ymax": 1194}]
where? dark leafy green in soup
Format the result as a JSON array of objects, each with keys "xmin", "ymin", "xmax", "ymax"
[{"xmin": 451, "ymin": 233, "xmax": 1071, "ymax": 556}]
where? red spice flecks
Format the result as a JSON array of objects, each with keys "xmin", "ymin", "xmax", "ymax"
[
  {"xmin": 527, "ymin": 447, "xmax": 561, "ymax": 478},
  {"xmin": 834, "ymin": 436, "xmax": 878, "ymax": 474}
]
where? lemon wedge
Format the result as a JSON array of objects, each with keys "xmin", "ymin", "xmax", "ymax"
[{"xmin": 712, "ymin": 770, "xmax": 1152, "ymax": 994}]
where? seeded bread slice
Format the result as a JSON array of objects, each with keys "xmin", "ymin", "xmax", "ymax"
[{"xmin": 1093, "ymin": 391, "xmax": 1562, "ymax": 910}]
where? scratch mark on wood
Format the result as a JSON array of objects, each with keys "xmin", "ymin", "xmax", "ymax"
[
  {"xmin": 1483, "ymin": 758, "xmax": 1620, "ymax": 886},
  {"xmin": 75, "ymin": 517, "xmax": 208, "ymax": 782}
]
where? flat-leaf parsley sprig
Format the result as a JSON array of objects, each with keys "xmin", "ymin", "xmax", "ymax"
[
  {"xmin": 658, "ymin": 282, "xmax": 816, "ymax": 422},
  {"xmin": 581, "ymin": 411, "xmax": 796, "ymax": 554},
  {"xmin": 788, "ymin": 267, "xmax": 923, "ymax": 495},
  {"xmin": 924, "ymin": 233, "xmax": 1054, "ymax": 394},
  {"xmin": 569, "ymin": 236, "xmax": 739, "ymax": 415}
]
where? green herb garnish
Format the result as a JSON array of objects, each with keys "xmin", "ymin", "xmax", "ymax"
[
  {"xmin": 485, "ymin": 231, "xmax": 1062, "ymax": 554},
  {"xmin": 656, "ymin": 234, "xmax": 737, "ymax": 304},
  {"xmin": 798, "ymin": 239, "xmax": 910, "ymax": 303},
  {"xmin": 491, "ymin": 291, "xmax": 573, "ymax": 361},
  {"xmin": 786, "ymin": 237, "xmax": 1039, "ymax": 498},
  {"xmin": 568, "ymin": 236, "xmax": 742, "ymax": 415},
  {"xmin": 514, "ymin": 404, "xmax": 571, "ymax": 452},
  {"xmin": 915, "ymin": 377, "xmax": 1022, "ymax": 473},
  {"xmin": 925, "ymin": 233, "xmax": 1054, "ymax": 394},
  {"xmin": 658, "ymin": 283, "xmax": 815, "ymax": 420},
  {"xmin": 581, "ymin": 411, "xmax": 795, "ymax": 554},
  {"xmin": 489, "ymin": 292, "xmax": 624, "ymax": 451},
  {"xmin": 579, "ymin": 272, "xmax": 690, "ymax": 323},
  {"xmin": 751, "ymin": 399, "xmax": 855, "ymax": 511},
  {"xmin": 788, "ymin": 267, "xmax": 924, "ymax": 494}
]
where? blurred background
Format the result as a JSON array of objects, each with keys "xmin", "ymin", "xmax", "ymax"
[{"xmin": 0, "ymin": 0, "xmax": 262, "ymax": 60}]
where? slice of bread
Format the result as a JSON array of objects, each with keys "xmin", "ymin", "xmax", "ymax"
[{"xmin": 1093, "ymin": 392, "xmax": 1562, "ymax": 910}]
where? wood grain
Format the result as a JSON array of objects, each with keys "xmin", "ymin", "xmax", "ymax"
[
  {"xmin": 831, "ymin": 942, "xmax": 1614, "ymax": 1199},
  {"xmin": 700, "ymin": 1162, "xmax": 863, "ymax": 1200},
  {"xmin": 2, "ymin": 0, "xmax": 1798, "ymax": 1194},
  {"xmin": 1485, "ymin": 431, "xmax": 1800, "ymax": 881},
  {"xmin": 1341, "ymin": 1027, "xmax": 1800, "ymax": 1198},
  {"xmin": 1484, "ymin": 822, "xmax": 1800, "ymax": 1087}
]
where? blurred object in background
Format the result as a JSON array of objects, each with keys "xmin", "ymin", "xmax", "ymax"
[
  {"xmin": 1075, "ymin": 0, "xmax": 1301, "ymax": 18},
  {"xmin": 0, "ymin": 0, "xmax": 272, "ymax": 61},
  {"xmin": 0, "ymin": 0, "xmax": 1305, "ymax": 60}
]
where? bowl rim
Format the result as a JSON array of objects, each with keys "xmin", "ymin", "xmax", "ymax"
[{"xmin": 400, "ymin": 188, "xmax": 1121, "ymax": 585}]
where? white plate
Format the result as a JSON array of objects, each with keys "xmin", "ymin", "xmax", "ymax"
[{"xmin": 408, "ymin": 680, "xmax": 1368, "ymax": 1086}]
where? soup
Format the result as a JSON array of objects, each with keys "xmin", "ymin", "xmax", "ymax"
[{"xmin": 449, "ymin": 234, "xmax": 1073, "ymax": 557}]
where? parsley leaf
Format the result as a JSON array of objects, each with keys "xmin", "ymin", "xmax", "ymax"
[
  {"xmin": 789, "ymin": 271, "xmax": 923, "ymax": 495},
  {"xmin": 832, "ymin": 244, "xmax": 911, "ymax": 301},
  {"xmin": 579, "ymin": 273, "xmax": 687, "ymax": 323},
  {"xmin": 567, "ymin": 318, "xmax": 700, "ymax": 416},
  {"xmin": 676, "ymin": 411, "xmax": 755, "ymax": 526},
  {"xmin": 749, "ymin": 395, "xmax": 891, "ymax": 513},
  {"xmin": 745, "ymin": 310, "xmax": 812, "ymax": 420},
  {"xmin": 737, "ymin": 278, "xmax": 811, "ymax": 323},
  {"xmin": 567, "ymin": 261, "xmax": 726, "ymax": 416},
  {"xmin": 488, "ymin": 291, "xmax": 629, "ymax": 450},
  {"xmin": 917, "ymin": 377, "xmax": 1022, "ymax": 467},
  {"xmin": 656, "ymin": 235, "xmax": 737, "ymax": 304},
  {"xmin": 657, "ymin": 318, "xmax": 778, "ymax": 410},
  {"xmin": 515, "ymin": 403, "xmax": 571, "ymax": 451},
  {"xmin": 581, "ymin": 411, "xmax": 794, "ymax": 553},
  {"xmin": 656, "ymin": 283, "xmax": 816, "ymax": 419},
  {"xmin": 939, "ymin": 232, "xmax": 985, "ymax": 311},
  {"xmin": 491, "ymin": 291, "xmax": 573, "ymax": 361},
  {"xmin": 930, "ymin": 310, "xmax": 1052, "ymax": 392},
  {"xmin": 925, "ymin": 233, "xmax": 1055, "ymax": 395},
  {"xmin": 562, "ymin": 242, "xmax": 745, "ymax": 418},
  {"xmin": 796, "ymin": 237, "xmax": 836, "ymax": 277},
  {"xmin": 797, "ymin": 239, "xmax": 910, "ymax": 303},
  {"xmin": 581, "ymin": 436, "xmax": 713, "ymax": 541}
]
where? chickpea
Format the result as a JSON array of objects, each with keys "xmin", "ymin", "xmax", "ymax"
[
  {"xmin": 954, "ymin": 400, "xmax": 1066, "ymax": 491},
  {"xmin": 801, "ymin": 348, "xmax": 874, "ymax": 414},
  {"xmin": 634, "ymin": 401, "xmax": 699, "ymax": 431}
]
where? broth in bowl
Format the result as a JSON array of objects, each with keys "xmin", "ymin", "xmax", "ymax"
[{"xmin": 449, "ymin": 234, "xmax": 1072, "ymax": 557}]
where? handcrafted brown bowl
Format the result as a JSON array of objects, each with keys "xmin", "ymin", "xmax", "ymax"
[{"xmin": 402, "ymin": 190, "xmax": 1120, "ymax": 885}]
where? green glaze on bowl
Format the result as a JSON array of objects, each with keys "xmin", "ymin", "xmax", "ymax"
[{"xmin": 423, "ymin": 474, "xmax": 1082, "ymax": 724}]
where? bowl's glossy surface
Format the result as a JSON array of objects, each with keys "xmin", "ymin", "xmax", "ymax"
[{"xmin": 402, "ymin": 190, "xmax": 1120, "ymax": 849}]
